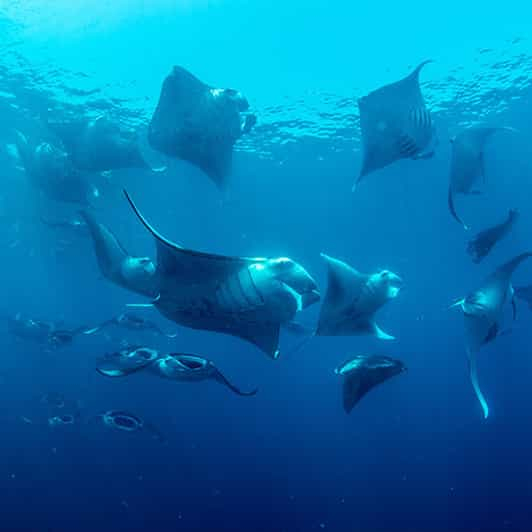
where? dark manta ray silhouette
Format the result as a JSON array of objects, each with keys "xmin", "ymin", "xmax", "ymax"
[
  {"xmin": 6, "ymin": 313, "xmax": 95, "ymax": 349},
  {"xmin": 93, "ymin": 409, "xmax": 165, "ymax": 443},
  {"xmin": 316, "ymin": 254, "xmax": 403, "ymax": 340},
  {"xmin": 354, "ymin": 60, "xmax": 435, "ymax": 190},
  {"xmin": 514, "ymin": 285, "xmax": 532, "ymax": 310},
  {"xmin": 451, "ymin": 252, "xmax": 532, "ymax": 418},
  {"xmin": 80, "ymin": 210, "xmax": 159, "ymax": 298},
  {"xmin": 47, "ymin": 115, "xmax": 158, "ymax": 173},
  {"xmin": 448, "ymin": 126, "xmax": 516, "ymax": 229},
  {"xmin": 96, "ymin": 346, "xmax": 257, "ymax": 396},
  {"xmin": 335, "ymin": 355, "xmax": 406, "ymax": 413},
  {"xmin": 148, "ymin": 65, "xmax": 256, "ymax": 188},
  {"xmin": 467, "ymin": 209, "xmax": 519, "ymax": 263},
  {"xmin": 92, "ymin": 312, "xmax": 177, "ymax": 338},
  {"xmin": 123, "ymin": 191, "xmax": 320, "ymax": 359},
  {"xmin": 14, "ymin": 130, "xmax": 99, "ymax": 206}
]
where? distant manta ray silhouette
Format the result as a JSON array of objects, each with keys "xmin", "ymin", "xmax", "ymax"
[
  {"xmin": 354, "ymin": 60, "xmax": 436, "ymax": 190},
  {"xmin": 448, "ymin": 126, "xmax": 517, "ymax": 229}
]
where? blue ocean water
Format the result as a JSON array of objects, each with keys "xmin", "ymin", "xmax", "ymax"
[{"xmin": 1, "ymin": 1, "xmax": 532, "ymax": 531}]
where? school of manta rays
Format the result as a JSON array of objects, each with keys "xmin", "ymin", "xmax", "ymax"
[{"xmin": 7, "ymin": 61, "xmax": 532, "ymax": 440}]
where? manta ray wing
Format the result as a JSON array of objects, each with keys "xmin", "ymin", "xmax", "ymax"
[
  {"xmin": 96, "ymin": 348, "xmax": 158, "ymax": 378},
  {"xmin": 316, "ymin": 254, "xmax": 369, "ymax": 335},
  {"xmin": 338, "ymin": 355, "xmax": 405, "ymax": 413},
  {"xmin": 124, "ymin": 190, "xmax": 266, "ymax": 285}
]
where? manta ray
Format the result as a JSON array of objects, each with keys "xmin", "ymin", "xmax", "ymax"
[
  {"xmin": 48, "ymin": 414, "xmax": 79, "ymax": 428},
  {"xmin": 6, "ymin": 313, "xmax": 96, "ymax": 349},
  {"xmin": 92, "ymin": 312, "xmax": 177, "ymax": 338},
  {"xmin": 48, "ymin": 115, "xmax": 157, "ymax": 173},
  {"xmin": 448, "ymin": 126, "xmax": 516, "ymax": 229},
  {"xmin": 335, "ymin": 355, "xmax": 406, "ymax": 413},
  {"xmin": 14, "ymin": 130, "xmax": 98, "ymax": 206},
  {"xmin": 354, "ymin": 61, "xmax": 435, "ymax": 190},
  {"xmin": 96, "ymin": 346, "xmax": 257, "ymax": 396},
  {"xmin": 123, "ymin": 191, "xmax": 319, "ymax": 359},
  {"xmin": 316, "ymin": 254, "xmax": 403, "ymax": 340},
  {"xmin": 451, "ymin": 252, "xmax": 532, "ymax": 418},
  {"xmin": 80, "ymin": 210, "xmax": 159, "ymax": 298},
  {"xmin": 93, "ymin": 409, "xmax": 165, "ymax": 443},
  {"xmin": 467, "ymin": 209, "xmax": 519, "ymax": 263},
  {"xmin": 148, "ymin": 65, "xmax": 256, "ymax": 188}
]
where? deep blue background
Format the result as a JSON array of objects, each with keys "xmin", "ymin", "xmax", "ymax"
[{"xmin": 1, "ymin": 2, "xmax": 532, "ymax": 531}]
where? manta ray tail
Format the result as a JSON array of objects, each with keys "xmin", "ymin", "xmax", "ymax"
[
  {"xmin": 448, "ymin": 188, "xmax": 469, "ymax": 230},
  {"xmin": 214, "ymin": 369, "xmax": 258, "ymax": 397},
  {"xmin": 468, "ymin": 351, "xmax": 489, "ymax": 419}
]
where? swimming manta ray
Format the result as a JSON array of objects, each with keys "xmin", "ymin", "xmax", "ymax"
[
  {"xmin": 13, "ymin": 130, "xmax": 98, "ymax": 206},
  {"xmin": 448, "ymin": 126, "xmax": 516, "ymax": 229},
  {"xmin": 467, "ymin": 209, "xmax": 519, "ymax": 263},
  {"xmin": 96, "ymin": 346, "xmax": 161, "ymax": 377},
  {"xmin": 80, "ymin": 210, "xmax": 159, "ymax": 298},
  {"xmin": 354, "ymin": 60, "xmax": 435, "ymax": 190},
  {"xmin": 92, "ymin": 312, "xmax": 177, "ymax": 338},
  {"xmin": 6, "ymin": 313, "xmax": 96, "ymax": 349},
  {"xmin": 123, "ymin": 191, "xmax": 319, "ymax": 359},
  {"xmin": 451, "ymin": 252, "xmax": 532, "ymax": 418},
  {"xmin": 316, "ymin": 254, "xmax": 403, "ymax": 340},
  {"xmin": 93, "ymin": 409, "xmax": 165, "ymax": 443},
  {"xmin": 48, "ymin": 115, "xmax": 158, "ymax": 173},
  {"xmin": 335, "ymin": 355, "xmax": 406, "ymax": 413},
  {"xmin": 148, "ymin": 65, "xmax": 256, "ymax": 188},
  {"xmin": 96, "ymin": 346, "xmax": 257, "ymax": 396}
]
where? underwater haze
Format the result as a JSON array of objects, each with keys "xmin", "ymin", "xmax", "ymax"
[{"xmin": 1, "ymin": 1, "xmax": 532, "ymax": 531}]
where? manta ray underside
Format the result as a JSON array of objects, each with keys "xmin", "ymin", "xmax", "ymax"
[
  {"xmin": 148, "ymin": 66, "xmax": 255, "ymax": 188},
  {"xmin": 124, "ymin": 191, "xmax": 298, "ymax": 359},
  {"xmin": 354, "ymin": 60, "xmax": 435, "ymax": 190},
  {"xmin": 335, "ymin": 355, "xmax": 406, "ymax": 413}
]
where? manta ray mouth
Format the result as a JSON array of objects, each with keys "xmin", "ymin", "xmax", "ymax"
[
  {"xmin": 388, "ymin": 285, "xmax": 402, "ymax": 299},
  {"xmin": 178, "ymin": 358, "xmax": 205, "ymax": 370},
  {"xmin": 281, "ymin": 284, "xmax": 320, "ymax": 312}
]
